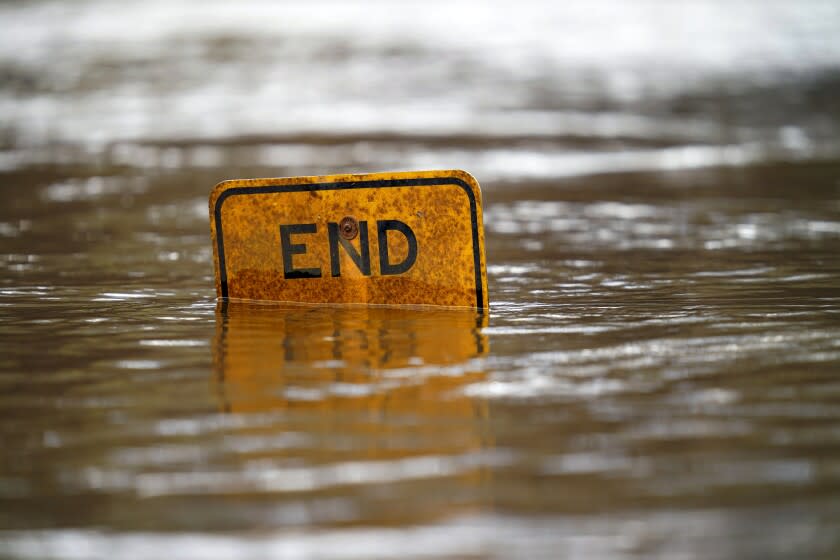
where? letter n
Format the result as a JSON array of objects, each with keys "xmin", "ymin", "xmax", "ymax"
[{"xmin": 328, "ymin": 221, "xmax": 371, "ymax": 277}]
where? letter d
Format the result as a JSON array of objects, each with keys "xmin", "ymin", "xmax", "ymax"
[{"xmin": 377, "ymin": 220, "xmax": 418, "ymax": 275}]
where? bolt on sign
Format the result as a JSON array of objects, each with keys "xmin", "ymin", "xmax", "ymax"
[{"xmin": 209, "ymin": 170, "xmax": 488, "ymax": 309}]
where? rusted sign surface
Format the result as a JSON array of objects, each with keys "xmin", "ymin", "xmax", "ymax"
[{"xmin": 209, "ymin": 170, "xmax": 488, "ymax": 309}]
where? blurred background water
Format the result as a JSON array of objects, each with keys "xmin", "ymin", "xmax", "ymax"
[{"xmin": 2, "ymin": 1, "xmax": 840, "ymax": 558}]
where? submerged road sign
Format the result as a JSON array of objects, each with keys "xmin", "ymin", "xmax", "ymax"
[{"xmin": 209, "ymin": 170, "xmax": 488, "ymax": 309}]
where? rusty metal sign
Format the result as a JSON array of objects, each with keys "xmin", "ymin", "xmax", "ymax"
[{"xmin": 209, "ymin": 170, "xmax": 488, "ymax": 309}]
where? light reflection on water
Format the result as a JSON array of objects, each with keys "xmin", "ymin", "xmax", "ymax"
[
  {"xmin": 2, "ymin": 158, "xmax": 840, "ymax": 558},
  {"xmin": 213, "ymin": 302, "xmax": 493, "ymax": 512}
]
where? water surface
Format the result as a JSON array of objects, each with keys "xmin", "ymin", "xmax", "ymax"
[{"xmin": 2, "ymin": 1, "xmax": 840, "ymax": 558}]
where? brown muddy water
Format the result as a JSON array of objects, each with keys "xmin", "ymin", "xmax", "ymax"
[{"xmin": 2, "ymin": 1, "xmax": 840, "ymax": 559}]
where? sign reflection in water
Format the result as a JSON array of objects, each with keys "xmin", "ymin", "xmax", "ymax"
[{"xmin": 213, "ymin": 301, "xmax": 491, "ymax": 522}]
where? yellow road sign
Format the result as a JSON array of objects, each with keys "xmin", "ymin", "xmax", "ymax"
[{"xmin": 209, "ymin": 170, "xmax": 488, "ymax": 309}]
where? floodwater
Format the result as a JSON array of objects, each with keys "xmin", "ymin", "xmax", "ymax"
[{"xmin": 2, "ymin": 1, "xmax": 840, "ymax": 558}]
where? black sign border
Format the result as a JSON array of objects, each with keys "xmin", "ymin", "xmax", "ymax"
[{"xmin": 214, "ymin": 176, "xmax": 485, "ymax": 309}]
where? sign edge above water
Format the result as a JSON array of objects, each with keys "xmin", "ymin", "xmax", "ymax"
[{"xmin": 209, "ymin": 169, "xmax": 488, "ymax": 310}]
